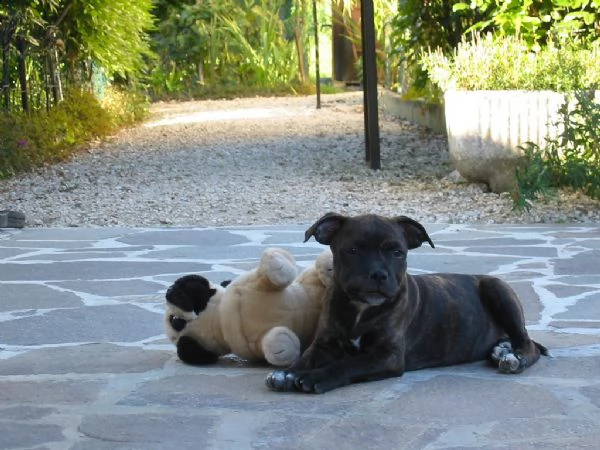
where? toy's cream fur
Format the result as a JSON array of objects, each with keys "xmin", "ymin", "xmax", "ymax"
[{"xmin": 164, "ymin": 247, "xmax": 333, "ymax": 366}]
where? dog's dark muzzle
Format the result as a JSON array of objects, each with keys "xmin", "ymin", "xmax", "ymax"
[
  {"xmin": 347, "ymin": 269, "xmax": 397, "ymax": 306},
  {"xmin": 359, "ymin": 292, "xmax": 389, "ymax": 306}
]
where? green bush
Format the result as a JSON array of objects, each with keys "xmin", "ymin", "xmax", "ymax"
[
  {"xmin": 421, "ymin": 34, "xmax": 600, "ymax": 92},
  {"xmin": 514, "ymin": 89, "xmax": 600, "ymax": 209},
  {"xmin": 0, "ymin": 87, "xmax": 148, "ymax": 178},
  {"xmin": 392, "ymin": 1, "xmax": 599, "ymax": 95},
  {"xmin": 100, "ymin": 87, "xmax": 149, "ymax": 126}
]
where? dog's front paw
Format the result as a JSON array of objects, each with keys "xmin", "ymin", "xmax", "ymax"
[
  {"xmin": 265, "ymin": 370, "xmax": 299, "ymax": 392},
  {"xmin": 292, "ymin": 372, "xmax": 326, "ymax": 394},
  {"xmin": 265, "ymin": 369, "xmax": 332, "ymax": 394}
]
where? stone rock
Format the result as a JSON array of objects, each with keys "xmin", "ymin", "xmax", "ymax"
[
  {"xmin": 0, "ymin": 210, "xmax": 25, "ymax": 228},
  {"xmin": 444, "ymin": 90, "xmax": 565, "ymax": 193},
  {"xmin": 445, "ymin": 170, "xmax": 469, "ymax": 184}
]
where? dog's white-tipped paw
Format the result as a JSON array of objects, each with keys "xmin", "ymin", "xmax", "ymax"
[
  {"xmin": 490, "ymin": 341, "xmax": 513, "ymax": 364},
  {"xmin": 498, "ymin": 353, "xmax": 522, "ymax": 373},
  {"xmin": 265, "ymin": 370, "xmax": 298, "ymax": 391}
]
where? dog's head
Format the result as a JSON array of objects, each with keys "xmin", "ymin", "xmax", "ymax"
[{"xmin": 304, "ymin": 213, "xmax": 434, "ymax": 306}]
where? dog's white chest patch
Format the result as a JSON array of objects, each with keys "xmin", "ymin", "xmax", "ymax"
[{"xmin": 350, "ymin": 336, "xmax": 362, "ymax": 349}]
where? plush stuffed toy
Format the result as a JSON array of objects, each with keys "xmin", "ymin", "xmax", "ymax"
[{"xmin": 164, "ymin": 247, "xmax": 333, "ymax": 367}]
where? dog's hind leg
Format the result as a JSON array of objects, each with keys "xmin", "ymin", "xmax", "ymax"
[
  {"xmin": 478, "ymin": 276, "xmax": 549, "ymax": 373},
  {"xmin": 489, "ymin": 339, "xmax": 513, "ymax": 366}
]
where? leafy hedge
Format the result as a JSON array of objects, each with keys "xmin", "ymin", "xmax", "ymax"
[
  {"xmin": 0, "ymin": 88, "xmax": 148, "ymax": 178},
  {"xmin": 421, "ymin": 34, "xmax": 600, "ymax": 92}
]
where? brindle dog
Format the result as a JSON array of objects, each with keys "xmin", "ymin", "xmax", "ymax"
[{"xmin": 266, "ymin": 213, "xmax": 548, "ymax": 393}]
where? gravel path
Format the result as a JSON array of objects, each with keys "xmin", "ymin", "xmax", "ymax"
[{"xmin": 1, "ymin": 91, "xmax": 599, "ymax": 227}]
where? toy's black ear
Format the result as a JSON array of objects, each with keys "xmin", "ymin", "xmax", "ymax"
[
  {"xmin": 166, "ymin": 274, "xmax": 217, "ymax": 314},
  {"xmin": 393, "ymin": 216, "xmax": 435, "ymax": 250},
  {"xmin": 177, "ymin": 336, "xmax": 219, "ymax": 365},
  {"xmin": 304, "ymin": 212, "xmax": 347, "ymax": 245}
]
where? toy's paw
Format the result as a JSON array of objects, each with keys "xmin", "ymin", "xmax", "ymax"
[
  {"xmin": 166, "ymin": 274, "xmax": 217, "ymax": 314},
  {"xmin": 262, "ymin": 326, "xmax": 301, "ymax": 367},
  {"xmin": 177, "ymin": 336, "xmax": 219, "ymax": 365},
  {"xmin": 315, "ymin": 249, "xmax": 334, "ymax": 286},
  {"xmin": 260, "ymin": 249, "xmax": 297, "ymax": 288}
]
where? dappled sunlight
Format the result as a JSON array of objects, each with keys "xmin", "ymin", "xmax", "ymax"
[{"xmin": 144, "ymin": 107, "xmax": 311, "ymax": 128}]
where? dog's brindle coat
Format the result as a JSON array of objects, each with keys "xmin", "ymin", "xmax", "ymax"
[{"xmin": 266, "ymin": 213, "xmax": 548, "ymax": 393}]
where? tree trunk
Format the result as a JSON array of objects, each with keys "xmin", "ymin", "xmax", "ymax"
[
  {"xmin": 15, "ymin": 35, "xmax": 29, "ymax": 114},
  {"xmin": 332, "ymin": 0, "xmax": 360, "ymax": 83},
  {"xmin": 1, "ymin": 40, "xmax": 9, "ymax": 112},
  {"xmin": 1, "ymin": 15, "xmax": 17, "ymax": 113},
  {"xmin": 294, "ymin": 0, "xmax": 307, "ymax": 83},
  {"xmin": 295, "ymin": 29, "xmax": 306, "ymax": 83},
  {"xmin": 44, "ymin": 54, "xmax": 53, "ymax": 110}
]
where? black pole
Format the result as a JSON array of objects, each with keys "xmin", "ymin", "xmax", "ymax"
[
  {"xmin": 312, "ymin": 0, "xmax": 321, "ymax": 109},
  {"xmin": 360, "ymin": 0, "xmax": 380, "ymax": 169}
]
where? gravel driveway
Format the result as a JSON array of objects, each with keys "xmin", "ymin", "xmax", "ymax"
[{"xmin": 1, "ymin": 92, "xmax": 598, "ymax": 227}]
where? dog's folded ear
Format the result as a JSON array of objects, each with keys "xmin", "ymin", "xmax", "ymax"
[
  {"xmin": 394, "ymin": 216, "xmax": 435, "ymax": 249},
  {"xmin": 304, "ymin": 212, "xmax": 346, "ymax": 244}
]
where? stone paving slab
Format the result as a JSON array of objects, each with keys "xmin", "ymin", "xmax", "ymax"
[{"xmin": 0, "ymin": 223, "xmax": 599, "ymax": 449}]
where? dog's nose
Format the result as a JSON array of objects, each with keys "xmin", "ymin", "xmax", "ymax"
[{"xmin": 369, "ymin": 269, "xmax": 388, "ymax": 283}]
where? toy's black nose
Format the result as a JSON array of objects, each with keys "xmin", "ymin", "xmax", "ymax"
[{"xmin": 169, "ymin": 315, "xmax": 187, "ymax": 332}]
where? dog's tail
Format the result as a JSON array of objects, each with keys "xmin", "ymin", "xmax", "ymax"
[{"xmin": 535, "ymin": 341, "xmax": 552, "ymax": 358}]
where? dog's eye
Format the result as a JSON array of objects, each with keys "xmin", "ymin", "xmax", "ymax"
[
  {"xmin": 346, "ymin": 247, "xmax": 358, "ymax": 255},
  {"xmin": 392, "ymin": 249, "xmax": 405, "ymax": 259}
]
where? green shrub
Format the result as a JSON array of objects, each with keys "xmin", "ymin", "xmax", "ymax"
[
  {"xmin": 421, "ymin": 34, "xmax": 600, "ymax": 92},
  {"xmin": 514, "ymin": 89, "xmax": 600, "ymax": 209},
  {"xmin": 0, "ymin": 87, "xmax": 148, "ymax": 178},
  {"xmin": 56, "ymin": 88, "xmax": 115, "ymax": 140},
  {"xmin": 100, "ymin": 87, "xmax": 149, "ymax": 126}
]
